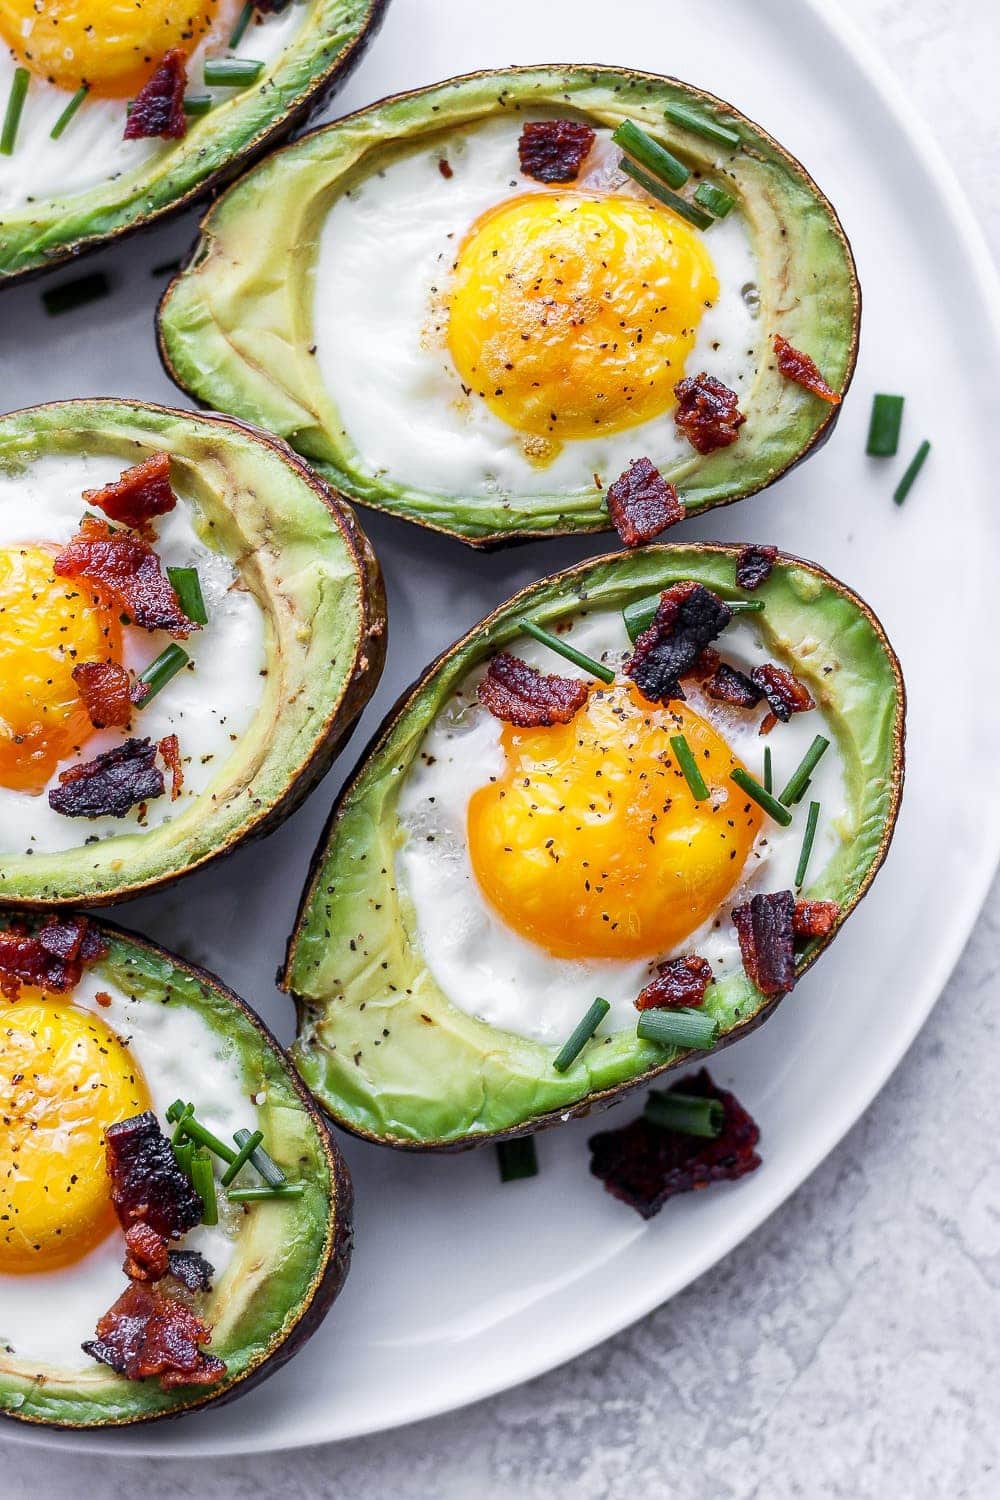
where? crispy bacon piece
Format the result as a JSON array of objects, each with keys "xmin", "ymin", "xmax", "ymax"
[
  {"xmin": 55, "ymin": 517, "xmax": 196, "ymax": 636},
  {"xmin": 168, "ymin": 1250, "xmax": 215, "ymax": 1294},
  {"xmin": 793, "ymin": 900, "xmax": 840, "ymax": 939},
  {"xmin": 588, "ymin": 1069, "xmax": 761, "ymax": 1219},
  {"xmin": 83, "ymin": 453, "xmax": 177, "ymax": 534},
  {"xmin": 0, "ymin": 915, "xmax": 107, "ymax": 1000},
  {"xmin": 478, "ymin": 652, "xmax": 589, "ymax": 728},
  {"xmin": 518, "ymin": 119, "xmax": 596, "ymax": 183},
  {"xmin": 773, "ymin": 334, "xmax": 841, "ymax": 405},
  {"xmin": 72, "ymin": 660, "xmax": 134, "ymax": 731},
  {"xmin": 705, "ymin": 661, "xmax": 763, "ymax": 710},
  {"xmin": 83, "ymin": 1282, "xmax": 225, "ymax": 1389},
  {"xmin": 124, "ymin": 50, "xmax": 188, "ymax": 141},
  {"xmin": 674, "ymin": 373, "xmax": 746, "ymax": 454},
  {"xmin": 606, "ymin": 457, "xmax": 684, "ymax": 547},
  {"xmin": 735, "ymin": 544, "xmax": 777, "ymax": 592},
  {"xmin": 158, "ymin": 733, "xmax": 184, "ymax": 801},
  {"xmin": 48, "ymin": 738, "xmax": 165, "ymax": 820},
  {"xmin": 733, "ymin": 890, "xmax": 796, "ymax": 997},
  {"xmin": 625, "ymin": 582, "xmax": 732, "ymax": 704},
  {"xmin": 123, "ymin": 1222, "xmax": 170, "ymax": 1283},
  {"xmin": 105, "ymin": 1112, "xmax": 203, "ymax": 1240},
  {"xmin": 635, "ymin": 955, "xmax": 713, "ymax": 1012},
  {"xmin": 750, "ymin": 663, "xmax": 814, "ymax": 735},
  {"xmin": 438, "ymin": 157, "xmax": 453, "ymax": 179}
]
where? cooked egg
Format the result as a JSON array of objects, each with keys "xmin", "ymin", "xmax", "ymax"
[{"xmin": 397, "ymin": 609, "xmax": 847, "ymax": 1045}]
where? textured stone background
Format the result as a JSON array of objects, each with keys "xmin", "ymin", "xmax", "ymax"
[{"xmin": 5, "ymin": 0, "xmax": 999, "ymax": 1493}]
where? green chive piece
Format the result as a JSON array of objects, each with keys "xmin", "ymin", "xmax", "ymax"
[
  {"xmin": 1, "ymin": 67, "xmax": 29, "ymax": 156},
  {"xmin": 171, "ymin": 1104, "xmax": 194, "ymax": 1146},
  {"xmin": 622, "ymin": 593, "xmax": 763, "ymax": 644},
  {"xmin": 42, "ymin": 272, "xmax": 111, "ymax": 317},
  {"xmin": 173, "ymin": 1109, "xmax": 238, "ymax": 1165},
  {"xmin": 637, "ymin": 1007, "xmax": 717, "ymax": 1050},
  {"xmin": 172, "ymin": 1140, "xmax": 194, "ymax": 1176},
  {"xmin": 243, "ymin": 1137, "xmax": 286, "ymax": 1189},
  {"xmin": 191, "ymin": 1150, "xmax": 218, "ymax": 1226},
  {"xmin": 220, "ymin": 1128, "xmax": 264, "ymax": 1187},
  {"xmin": 620, "ymin": 159, "xmax": 713, "ymax": 230},
  {"xmin": 167, "ymin": 566, "xmax": 208, "ymax": 625},
  {"xmin": 795, "ymin": 800, "xmax": 821, "ymax": 890},
  {"xmin": 778, "ymin": 734, "xmax": 830, "ymax": 806},
  {"xmin": 866, "ymin": 393, "xmax": 905, "ymax": 457},
  {"xmin": 496, "ymin": 1136, "xmax": 539, "ymax": 1183},
  {"xmin": 894, "ymin": 439, "xmax": 930, "ymax": 505},
  {"xmin": 228, "ymin": 1, "xmax": 255, "ymax": 47},
  {"xmin": 166, "ymin": 1098, "xmax": 187, "ymax": 1124},
  {"xmin": 183, "ymin": 94, "xmax": 213, "ymax": 117},
  {"xmin": 664, "ymin": 100, "xmax": 741, "ymax": 149},
  {"xmin": 645, "ymin": 1089, "xmax": 724, "ymax": 1138},
  {"xmin": 203, "ymin": 58, "xmax": 265, "ymax": 87},
  {"xmin": 670, "ymin": 733, "xmax": 709, "ymax": 801},
  {"xmin": 611, "ymin": 119, "xmax": 689, "ymax": 188},
  {"xmin": 553, "ymin": 998, "xmax": 610, "ymax": 1073},
  {"xmin": 763, "ymin": 745, "xmax": 772, "ymax": 794},
  {"xmin": 517, "ymin": 618, "xmax": 615, "ymax": 685},
  {"xmin": 730, "ymin": 767, "xmax": 793, "ymax": 826},
  {"xmin": 136, "ymin": 643, "xmax": 190, "ymax": 705},
  {"xmin": 693, "ymin": 181, "xmax": 735, "ymax": 218},
  {"xmin": 227, "ymin": 1184, "xmax": 305, "ymax": 1203},
  {"xmin": 50, "ymin": 84, "xmax": 88, "ymax": 140}
]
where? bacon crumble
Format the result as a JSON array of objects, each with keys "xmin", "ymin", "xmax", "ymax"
[
  {"xmin": 158, "ymin": 733, "xmax": 184, "ymax": 801},
  {"xmin": 83, "ymin": 453, "xmax": 177, "ymax": 534},
  {"xmin": 54, "ymin": 516, "xmax": 197, "ymax": 637},
  {"xmin": 0, "ymin": 915, "xmax": 107, "ymax": 1000},
  {"xmin": 750, "ymin": 663, "xmax": 815, "ymax": 734},
  {"xmin": 606, "ymin": 457, "xmax": 684, "ymax": 547},
  {"xmin": 705, "ymin": 661, "xmax": 763, "ymax": 710},
  {"xmin": 123, "ymin": 1222, "xmax": 170, "ymax": 1284},
  {"xmin": 478, "ymin": 652, "xmax": 589, "ymax": 728},
  {"xmin": 674, "ymin": 373, "xmax": 746, "ymax": 454},
  {"xmin": 438, "ymin": 157, "xmax": 453, "ymax": 179},
  {"xmin": 48, "ymin": 738, "xmax": 165, "ymax": 820},
  {"xmin": 83, "ymin": 1282, "xmax": 225, "ymax": 1389},
  {"xmin": 635, "ymin": 955, "xmax": 713, "ymax": 1012},
  {"xmin": 105, "ymin": 1112, "xmax": 204, "ymax": 1241},
  {"xmin": 625, "ymin": 582, "xmax": 733, "ymax": 704},
  {"xmin": 167, "ymin": 1250, "xmax": 215, "ymax": 1294},
  {"xmin": 733, "ymin": 890, "xmax": 797, "ymax": 997},
  {"xmin": 72, "ymin": 660, "xmax": 135, "ymax": 731},
  {"xmin": 773, "ymin": 334, "xmax": 841, "ymax": 405},
  {"xmin": 123, "ymin": 50, "xmax": 188, "ymax": 142},
  {"xmin": 735, "ymin": 544, "xmax": 777, "ymax": 592},
  {"xmin": 684, "ymin": 646, "xmax": 721, "ymax": 683},
  {"xmin": 518, "ymin": 119, "xmax": 596, "ymax": 183},
  {"xmin": 793, "ymin": 900, "xmax": 841, "ymax": 939}
]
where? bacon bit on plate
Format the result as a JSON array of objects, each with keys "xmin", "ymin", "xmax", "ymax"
[
  {"xmin": 123, "ymin": 49, "xmax": 188, "ymax": 142},
  {"xmin": 0, "ymin": 915, "xmax": 107, "ymax": 1000},
  {"xmin": 478, "ymin": 652, "xmax": 589, "ymax": 728},
  {"xmin": 95, "ymin": 990, "xmax": 113, "ymax": 1008},
  {"xmin": 72, "ymin": 660, "xmax": 135, "ymax": 731},
  {"xmin": 588, "ymin": 1069, "xmax": 761, "ymax": 1219},
  {"xmin": 773, "ymin": 334, "xmax": 841, "ymax": 405},
  {"xmin": 123, "ymin": 1222, "xmax": 170, "ymax": 1284},
  {"xmin": 793, "ymin": 900, "xmax": 841, "ymax": 938},
  {"xmin": 158, "ymin": 733, "xmax": 184, "ymax": 801},
  {"xmin": 625, "ymin": 582, "xmax": 733, "ymax": 704},
  {"xmin": 167, "ymin": 1249, "xmax": 215, "ymax": 1294},
  {"xmin": 735, "ymin": 543, "xmax": 777, "ymax": 592},
  {"xmin": 673, "ymin": 373, "xmax": 746, "ymax": 454},
  {"xmin": 705, "ymin": 660, "xmax": 763, "ymax": 710},
  {"xmin": 48, "ymin": 737, "xmax": 165, "ymax": 820},
  {"xmin": 606, "ymin": 456, "xmax": 684, "ymax": 547},
  {"xmin": 83, "ymin": 452, "xmax": 177, "ymax": 534},
  {"xmin": 518, "ymin": 119, "xmax": 596, "ymax": 182},
  {"xmin": 750, "ymin": 663, "xmax": 815, "ymax": 735},
  {"xmin": 54, "ymin": 516, "xmax": 198, "ymax": 637},
  {"xmin": 105, "ymin": 1111, "xmax": 204, "ymax": 1240},
  {"xmin": 438, "ymin": 157, "xmax": 453, "ymax": 179},
  {"xmin": 684, "ymin": 646, "xmax": 721, "ymax": 683},
  {"xmin": 635, "ymin": 955, "xmax": 713, "ymax": 1011},
  {"xmin": 733, "ymin": 890, "xmax": 797, "ymax": 996},
  {"xmin": 82, "ymin": 1282, "xmax": 225, "ymax": 1389}
]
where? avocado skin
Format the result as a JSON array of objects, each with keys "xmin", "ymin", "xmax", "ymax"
[
  {"xmin": 158, "ymin": 64, "xmax": 861, "ymax": 547},
  {"xmin": 283, "ymin": 545, "xmax": 905, "ymax": 1151},
  {"xmin": 0, "ymin": 0, "xmax": 391, "ymax": 287},
  {"xmin": 0, "ymin": 399, "xmax": 387, "ymax": 908},
  {"xmin": 0, "ymin": 915, "xmax": 353, "ymax": 1429}
]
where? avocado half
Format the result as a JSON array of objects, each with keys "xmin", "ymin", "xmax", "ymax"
[
  {"xmin": 0, "ymin": 399, "xmax": 386, "ymax": 907},
  {"xmin": 158, "ymin": 64, "xmax": 860, "ymax": 547},
  {"xmin": 283, "ymin": 545, "xmax": 904, "ymax": 1150},
  {"xmin": 0, "ymin": 915, "xmax": 352, "ymax": 1429},
  {"xmin": 0, "ymin": 0, "xmax": 389, "ymax": 285}
]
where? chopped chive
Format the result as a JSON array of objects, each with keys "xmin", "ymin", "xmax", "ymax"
[
  {"xmin": 637, "ymin": 1007, "xmax": 717, "ymax": 1050},
  {"xmin": 693, "ymin": 181, "xmax": 735, "ymax": 218},
  {"xmin": 227, "ymin": 1184, "xmax": 305, "ymax": 1203},
  {"xmin": 173, "ymin": 1109, "xmax": 238, "ymax": 1165},
  {"xmin": 1, "ymin": 67, "xmax": 29, "ymax": 156},
  {"xmin": 620, "ymin": 159, "xmax": 713, "ymax": 230},
  {"xmin": 172, "ymin": 1140, "xmax": 194, "ymax": 1176},
  {"xmin": 778, "ymin": 734, "xmax": 830, "ymax": 806},
  {"xmin": 623, "ymin": 593, "xmax": 763, "ymax": 643},
  {"xmin": 243, "ymin": 1136, "xmax": 286, "ymax": 1189},
  {"xmin": 670, "ymin": 733, "xmax": 709, "ymax": 801},
  {"xmin": 171, "ymin": 1103, "xmax": 194, "ymax": 1145},
  {"xmin": 612, "ymin": 119, "xmax": 689, "ymax": 188},
  {"xmin": 664, "ymin": 100, "xmax": 741, "ymax": 149},
  {"xmin": 191, "ymin": 1150, "xmax": 218, "ymax": 1226},
  {"xmin": 42, "ymin": 272, "xmax": 111, "ymax": 317},
  {"xmin": 203, "ymin": 58, "xmax": 265, "ymax": 87},
  {"xmin": 730, "ymin": 767, "xmax": 793, "ymax": 826},
  {"xmin": 136, "ymin": 643, "xmax": 190, "ymax": 705},
  {"xmin": 645, "ymin": 1089, "xmax": 724, "ymax": 1138},
  {"xmin": 894, "ymin": 439, "xmax": 930, "ymax": 505},
  {"xmin": 496, "ymin": 1136, "xmax": 539, "ymax": 1183},
  {"xmin": 517, "ymin": 618, "xmax": 615, "ymax": 685},
  {"xmin": 166, "ymin": 1097, "xmax": 187, "ymax": 1123},
  {"xmin": 795, "ymin": 800, "xmax": 821, "ymax": 889},
  {"xmin": 763, "ymin": 745, "xmax": 772, "ymax": 794},
  {"xmin": 50, "ymin": 84, "xmax": 88, "ymax": 140},
  {"xmin": 228, "ymin": 2, "xmax": 255, "ymax": 48},
  {"xmin": 866, "ymin": 393, "xmax": 905, "ymax": 457},
  {"xmin": 220, "ymin": 1128, "xmax": 264, "ymax": 1187},
  {"xmin": 553, "ymin": 998, "xmax": 610, "ymax": 1073},
  {"xmin": 167, "ymin": 566, "xmax": 208, "ymax": 625},
  {"xmin": 183, "ymin": 94, "xmax": 213, "ymax": 117}
]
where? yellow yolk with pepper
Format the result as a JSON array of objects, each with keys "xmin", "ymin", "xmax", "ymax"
[
  {"xmin": 0, "ymin": 0, "xmax": 233, "ymax": 98},
  {"xmin": 447, "ymin": 191, "xmax": 718, "ymax": 443},
  {"xmin": 468, "ymin": 682, "xmax": 763, "ymax": 960},
  {"xmin": 0, "ymin": 545, "xmax": 123, "ymax": 794},
  {"xmin": 0, "ymin": 994, "xmax": 150, "ymax": 1273}
]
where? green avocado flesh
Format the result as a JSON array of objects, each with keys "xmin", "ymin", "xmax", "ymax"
[
  {"xmin": 158, "ymin": 65, "xmax": 860, "ymax": 545},
  {"xmin": 0, "ymin": 400, "xmax": 385, "ymax": 906},
  {"xmin": 285, "ymin": 546, "xmax": 904, "ymax": 1148},
  {"xmin": 0, "ymin": 1, "xmax": 386, "ymax": 283},
  {"xmin": 0, "ymin": 922, "xmax": 350, "ymax": 1428}
]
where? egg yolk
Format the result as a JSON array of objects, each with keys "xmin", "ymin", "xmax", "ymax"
[
  {"xmin": 0, "ymin": 544, "xmax": 123, "ymax": 794},
  {"xmin": 468, "ymin": 683, "xmax": 763, "ymax": 960},
  {"xmin": 0, "ymin": 995, "xmax": 151, "ymax": 1274},
  {"xmin": 0, "ymin": 0, "xmax": 231, "ymax": 98},
  {"xmin": 446, "ymin": 191, "xmax": 718, "ymax": 443}
]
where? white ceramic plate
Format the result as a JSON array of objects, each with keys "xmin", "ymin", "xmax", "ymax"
[{"xmin": 4, "ymin": 0, "xmax": 1000, "ymax": 1457}]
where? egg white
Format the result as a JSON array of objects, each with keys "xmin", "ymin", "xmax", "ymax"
[
  {"xmin": 0, "ymin": 450, "xmax": 265, "ymax": 856},
  {"xmin": 0, "ymin": 969, "xmax": 258, "ymax": 1369},
  {"xmin": 314, "ymin": 116, "xmax": 760, "ymax": 502},
  {"xmin": 396, "ymin": 609, "xmax": 848, "ymax": 1046}
]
